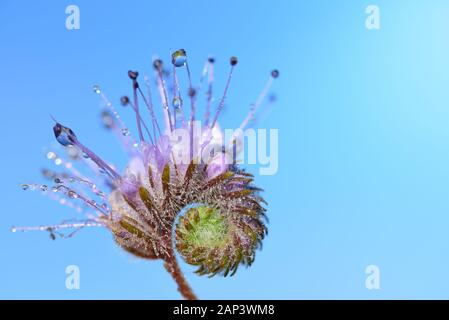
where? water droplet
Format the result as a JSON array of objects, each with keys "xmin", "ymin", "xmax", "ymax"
[
  {"xmin": 54, "ymin": 178, "xmax": 62, "ymax": 184},
  {"xmin": 121, "ymin": 128, "xmax": 130, "ymax": 136},
  {"xmin": 101, "ymin": 110, "xmax": 114, "ymax": 129},
  {"xmin": 54, "ymin": 158, "xmax": 62, "ymax": 166},
  {"xmin": 21, "ymin": 184, "xmax": 29, "ymax": 191},
  {"xmin": 271, "ymin": 69, "xmax": 279, "ymax": 78},
  {"xmin": 171, "ymin": 49, "xmax": 187, "ymax": 67},
  {"xmin": 172, "ymin": 97, "xmax": 181, "ymax": 110},
  {"xmin": 93, "ymin": 85, "xmax": 101, "ymax": 94},
  {"xmin": 68, "ymin": 191, "xmax": 78, "ymax": 199},
  {"xmin": 11, "ymin": 227, "xmax": 17, "ymax": 233},
  {"xmin": 46, "ymin": 151, "xmax": 57, "ymax": 160},
  {"xmin": 40, "ymin": 185, "xmax": 48, "ymax": 192},
  {"xmin": 230, "ymin": 56, "xmax": 238, "ymax": 66},
  {"xmin": 41, "ymin": 168, "xmax": 56, "ymax": 180},
  {"xmin": 97, "ymin": 191, "xmax": 106, "ymax": 198},
  {"xmin": 53, "ymin": 123, "xmax": 77, "ymax": 147},
  {"xmin": 67, "ymin": 145, "xmax": 80, "ymax": 160}
]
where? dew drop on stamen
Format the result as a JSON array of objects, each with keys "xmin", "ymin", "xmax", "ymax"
[
  {"xmin": 67, "ymin": 145, "xmax": 81, "ymax": 160},
  {"xmin": 47, "ymin": 151, "xmax": 57, "ymax": 160},
  {"xmin": 101, "ymin": 110, "xmax": 114, "ymax": 129},
  {"xmin": 53, "ymin": 123, "xmax": 77, "ymax": 147},
  {"xmin": 121, "ymin": 128, "xmax": 130, "ymax": 136},
  {"xmin": 41, "ymin": 168, "xmax": 56, "ymax": 180},
  {"xmin": 171, "ymin": 49, "xmax": 187, "ymax": 67},
  {"xmin": 68, "ymin": 191, "xmax": 78, "ymax": 199},
  {"xmin": 93, "ymin": 85, "xmax": 101, "ymax": 94},
  {"xmin": 172, "ymin": 97, "xmax": 181, "ymax": 111}
]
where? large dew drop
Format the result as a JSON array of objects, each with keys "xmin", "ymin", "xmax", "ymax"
[{"xmin": 171, "ymin": 49, "xmax": 187, "ymax": 67}]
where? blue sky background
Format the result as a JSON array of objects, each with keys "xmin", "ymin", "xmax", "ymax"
[{"xmin": 2, "ymin": 0, "xmax": 449, "ymax": 299}]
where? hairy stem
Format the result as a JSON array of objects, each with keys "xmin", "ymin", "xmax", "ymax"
[{"xmin": 164, "ymin": 253, "xmax": 197, "ymax": 300}]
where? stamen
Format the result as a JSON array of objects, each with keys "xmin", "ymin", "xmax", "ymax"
[
  {"xmin": 171, "ymin": 65, "xmax": 184, "ymax": 128},
  {"xmin": 142, "ymin": 76, "xmax": 162, "ymax": 138},
  {"xmin": 210, "ymin": 56, "xmax": 238, "ymax": 129},
  {"xmin": 93, "ymin": 85, "xmax": 137, "ymax": 145},
  {"xmin": 128, "ymin": 100, "xmax": 154, "ymax": 144},
  {"xmin": 53, "ymin": 123, "xmax": 120, "ymax": 181},
  {"xmin": 51, "ymin": 184, "xmax": 109, "ymax": 217},
  {"xmin": 250, "ymin": 93, "xmax": 277, "ymax": 127},
  {"xmin": 236, "ymin": 69, "xmax": 279, "ymax": 131},
  {"xmin": 203, "ymin": 57, "xmax": 215, "ymax": 126},
  {"xmin": 153, "ymin": 59, "xmax": 174, "ymax": 132},
  {"xmin": 171, "ymin": 49, "xmax": 200, "ymax": 160},
  {"xmin": 128, "ymin": 71, "xmax": 146, "ymax": 143},
  {"xmin": 11, "ymin": 220, "xmax": 104, "ymax": 235}
]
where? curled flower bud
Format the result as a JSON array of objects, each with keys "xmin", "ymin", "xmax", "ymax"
[{"xmin": 176, "ymin": 204, "xmax": 265, "ymax": 277}]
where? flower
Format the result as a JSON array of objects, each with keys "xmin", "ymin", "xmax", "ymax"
[{"xmin": 13, "ymin": 49, "xmax": 278, "ymax": 300}]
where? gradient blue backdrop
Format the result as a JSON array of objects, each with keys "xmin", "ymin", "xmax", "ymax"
[{"xmin": 2, "ymin": 0, "xmax": 449, "ymax": 299}]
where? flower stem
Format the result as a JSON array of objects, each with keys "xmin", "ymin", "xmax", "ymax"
[{"xmin": 164, "ymin": 254, "xmax": 197, "ymax": 300}]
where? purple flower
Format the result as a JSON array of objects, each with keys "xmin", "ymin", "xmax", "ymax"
[{"xmin": 14, "ymin": 49, "xmax": 278, "ymax": 300}]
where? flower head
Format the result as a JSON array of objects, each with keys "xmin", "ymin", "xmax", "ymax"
[{"xmin": 14, "ymin": 50, "xmax": 278, "ymax": 299}]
